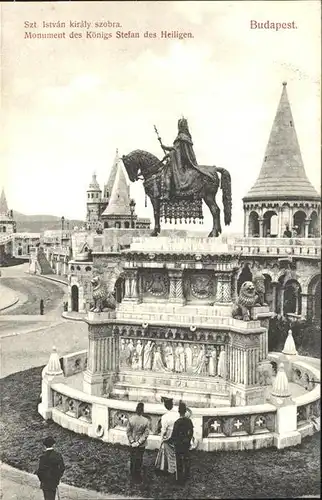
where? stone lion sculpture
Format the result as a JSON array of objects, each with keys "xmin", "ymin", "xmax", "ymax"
[
  {"xmin": 252, "ymin": 271, "xmax": 266, "ymax": 306},
  {"xmin": 90, "ymin": 275, "xmax": 116, "ymax": 313},
  {"xmin": 232, "ymin": 281, "xmax": 260, "ymax": 321}
]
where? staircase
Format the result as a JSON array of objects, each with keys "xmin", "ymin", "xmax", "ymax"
[{"xmin": 37, "ymin": 248, "xmax": 54, "ymax": 275}]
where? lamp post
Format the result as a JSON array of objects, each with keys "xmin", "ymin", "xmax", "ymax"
[
  {"xmin": 129, "ymin": 199, "xmax": 136, "ymax": 229},
  {"xmin": 61, "ymin": 216, "xmax": 65, "ymax": 248}
]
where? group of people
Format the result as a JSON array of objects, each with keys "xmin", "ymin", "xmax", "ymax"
[
  {"xmin": 35, "ymin": 397, "xmax": 193, "ymax": 499},
  {"xmin": 126, "ymin": 397, "xmax": 194, "ymax": 485}
]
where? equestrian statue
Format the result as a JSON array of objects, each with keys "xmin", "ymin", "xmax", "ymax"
[{"xmin": 122, "ymin": 117, "xmax": 232, "ymax": 237}]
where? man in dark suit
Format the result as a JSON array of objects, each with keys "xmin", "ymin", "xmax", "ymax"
[
  {"xmin": 36, "ymin": 436, "xmax": 65, "ymax": 500},
  {"xmin": 126, "ymin": 402, "xmax": 150, "ymax": 483},
  {"xmin": 171, "ymin": 401, "xmax": 194, "ymax": 485}
]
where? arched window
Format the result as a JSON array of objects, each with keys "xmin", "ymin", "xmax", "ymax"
[
  {"xmin": 237, "ymin": 264, "xmax": 253, "ymax": 294},
  {"xmin": 283, "ymin": 279, "xmax": 302, "ymax": 316},
  {"xmin": 115, "ymin": 221, "xmax": 121, "ymax": 228},
  {"xmin": 104, "ymin": 222, "xmax": 109, "ymax": 228},
  {"xmin": 263, "ymin": 210, "xmax": 278, "ymax": 237},
  {"xmin": 308, "ymin": 211, "xmax": 320, "ymax": 237},
  {"xmin": 124, "ymin": 221, "xmax": 130, "ymax": 228},
  {"xmin": 248, "ymin": 211, "xmax": 259, "ymax": 237},
  {"xmin": 293, "ymin": 210, "xmax": 306, "ymax": 237},
  {"xmin": 85, "ymin": 266, "xmax": 92, "ymax": 272}
]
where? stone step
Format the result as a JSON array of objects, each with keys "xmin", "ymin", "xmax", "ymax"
[
  {"xmin": 112, "ymin": 382, "xmax": 231, "ymax": 408},
  {"xmin": 114, "ymin": 372, "xmax": 230, "ymax": 396}
]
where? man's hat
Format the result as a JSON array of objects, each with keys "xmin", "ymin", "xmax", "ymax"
[
  {"xmin": 161, "ymin": 396, "xmax": 173, "ymax": 404},
  {"xmin": 43, "ymin": 436, "xmax": 56, "ymax": 448}
]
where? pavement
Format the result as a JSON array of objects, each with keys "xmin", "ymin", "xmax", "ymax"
[{"xmin": 0, "ymin": 463, "xmax": 141, "ymax": 500}]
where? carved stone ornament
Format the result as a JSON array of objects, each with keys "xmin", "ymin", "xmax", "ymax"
[
  {"xmin": 143, "ymin": 272, "xmax": 169, "ymax": 297},
  {"xmin": 190, "ymin": 275, "xmax": 213, "ymax": 299}
]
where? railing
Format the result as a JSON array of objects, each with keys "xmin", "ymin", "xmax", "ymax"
[{"xmin": 230, "ymin": 237, "xmax": 320, "ymax": 257}]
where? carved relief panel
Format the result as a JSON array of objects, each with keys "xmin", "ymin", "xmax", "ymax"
[
  {"xmin": 140, "ymin": 270, "xmax": 169, "ymax": 300},
  {"xmin": 119, "ymin": 336, "xmax": 226, "ymax": 378},
  {"xmin": 183, "ymin": 270, "xmax": 216, "ymax": 304}
]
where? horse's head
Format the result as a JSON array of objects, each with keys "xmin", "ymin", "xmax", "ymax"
[
  {"xmin": 122, "ymin": 150, "xmax": 162, "ymax": 182},
  {"xmin": 122, "ymin": 153, "xmax": 139, "ymax": 182}
]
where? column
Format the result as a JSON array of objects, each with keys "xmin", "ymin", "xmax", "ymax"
[
  {"xmin": 243, "ymin": 350, "xmax": 248, "ymax": 385},
  {"xmin": 215, "ymin": 273, "xmax": 232, "ymax": 303},
  {"xmin": 123, "ymin": 270, "xmax": 138, "ymax": 302},
  {"xmin": 304, "ymin": 220, "xmax": 310, "ymax": 238},
  {"xmin": 271, "ymin": 283, "xmax": 277, "ymax": 313},
  {"xmin": 300, "ymin": 293, "xmax": 308, "ymax": 320},
  {"xmin": 168, "ymin": 270, "xmax": 185, "ymax": 304},
  {"xmin": 244, "ymin": 210, "xmax": 248, "ymax": 237},
  {"xmin": 277, "ymin": 208, "xmax": 282, "ymax": 238},
  {"xmin": 258, "ymin": 218, "xmax": 264, "ymax": 237},
  {"xmin": 280, "ymin": 288, "xmax": 285, "ymax": 316}
]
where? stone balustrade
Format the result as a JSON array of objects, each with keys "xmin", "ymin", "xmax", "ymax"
[
  {"xmin": 38, "ymin": 348, "xmax": 320, "ymax": 451},
  {"xmin": 129, "ymin": 236, "xmax": 237, "ymax": 254},
  {"xmin": 230, "ymin": 237, "xmax": 320, "ymax": 257}
]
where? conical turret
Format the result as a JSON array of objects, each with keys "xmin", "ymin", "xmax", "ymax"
[
  {"xmin": 244, "ymin": 82, "xmax": 319, "ymax": 202},
  {"xmin": 103, "ymin": 149, "xmax": 120, "ymax": 200},
  {"xmin": 243, "ymin": 83, "xmax": 320, "ymax": 238},
  {"xmin": 0, "ymin": 189, "xmax": 9, "ymax": 215},
  {"xmin": 101, "ymin": 161, "xmax": 131, "ymax": 217}
]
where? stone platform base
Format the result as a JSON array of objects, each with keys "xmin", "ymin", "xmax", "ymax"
[{"xmin": 110, "ymin": 370, "xmax": 231, "ymax": 408}]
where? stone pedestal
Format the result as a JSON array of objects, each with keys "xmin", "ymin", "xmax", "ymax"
[
  {"xmin": 273, "ymin": 404, "xmax": 301, "ymax": 449},
  {"xmin": 83, "ymin": 311, "xmax": 119, "ymax": 396}
]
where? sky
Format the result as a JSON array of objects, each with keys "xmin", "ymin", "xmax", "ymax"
[{"xmin": 1, "ymin": 1, "xmax": 320, "ymax": 234}]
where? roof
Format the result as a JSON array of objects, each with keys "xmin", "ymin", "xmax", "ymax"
[
  {"xmin": 243, "ymin": 82, "xmax": 320, "ymax": 202},
  {"xmin": 101, "ymin": 161, "xmax": 132, "ymax": 217},
  {"xmin": 87, "ymin": 173, "xmax": 101, "ymax": 192},
  {"xmin": 0, "ymin": 189, "xmax": 9, "ymax": 215},
  {"xmin": 104, "ymin": 149, "xmax": 119, "ymax": 198}
]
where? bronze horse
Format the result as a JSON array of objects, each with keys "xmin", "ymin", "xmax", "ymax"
[{"xmin": 122, "ymin": 149, "xmax": 232, "ymax": 237}]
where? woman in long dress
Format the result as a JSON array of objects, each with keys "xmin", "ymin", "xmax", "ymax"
[{"xmin": 155, "ymin": 398, "xmax": 178, "ymax": 476}]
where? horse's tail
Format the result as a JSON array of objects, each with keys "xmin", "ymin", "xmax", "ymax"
[{"xmin": 216, "ymin": 167, "xmax": 232, "ymax": 226}]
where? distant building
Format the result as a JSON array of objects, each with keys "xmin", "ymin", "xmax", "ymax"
[
  {"xmin": 0, "ymin": 189, "xmax": 16, "ymax": 234},
  {"xmin": 243, "ymin": 82, "xmax": 320, "ymax": 238},
  {"xmin": 86, "ymin": 149, "xmax": 150, "ymax": 231}
]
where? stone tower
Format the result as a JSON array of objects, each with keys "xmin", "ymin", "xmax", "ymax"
[
  {"xmin": 243, "ymin": 82, "xmax": 320, "ymax": 238},
  {"xmin": 86, "ymin": 173, "xmax": 102, "ymax": 230},
  {"xmin": 0, "ymin": 188, "xmax": 16, "ymax": 234}
]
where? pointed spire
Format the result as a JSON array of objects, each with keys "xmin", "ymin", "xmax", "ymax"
[
  {"xmin": 101, "ymin": 161, "xmax": 132, "ymax": 216},
  {"xmin": 282, "ymin": 329, "xmax": 298, "ymax": 356},
  {"xmin": 244, "ymin": 82, "xmax": 320, "ymax": 201},
  {"xmin": 104, "ymin": 149, "xmax": 120, "ymax": 198},
  {"xmin": 271, "ymin": 363, "xmax": 291, "ymax": 397},
  {"xmin": 0, "ymin": 188, "xmax": 9, "ymax": 215}
]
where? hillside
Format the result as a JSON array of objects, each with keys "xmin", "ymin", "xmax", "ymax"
[{"xmin": 13, "ymin": 211, "xmax": 85, "ymax": 233}]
